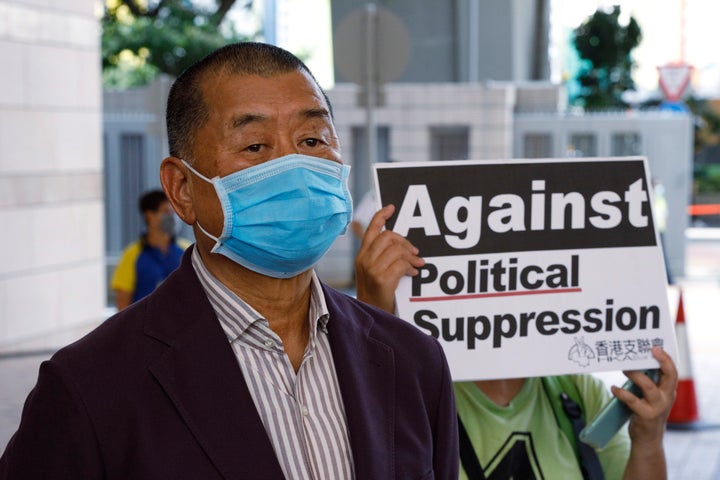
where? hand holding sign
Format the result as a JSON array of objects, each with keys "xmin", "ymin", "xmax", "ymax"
[
  {"xmin": 355, "ymin": 204, "xmax": 425, "ymax": 313},
  {"xmin": 618, "ymin": 347, "xmax": 678, "ymax": 442}
]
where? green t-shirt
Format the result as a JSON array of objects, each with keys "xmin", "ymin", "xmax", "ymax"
[{"xmin": 454, "ymin": 375, "xmax": 631, "ymax": 479}]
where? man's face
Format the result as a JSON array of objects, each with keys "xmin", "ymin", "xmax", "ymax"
[
  {"xmin": 186, "ymin": 69, "xmax": 342, "ymax": 250},
  {"xmin": 192, "ymin": 69, "xmax": 341, "ymax": 176},
  {"xmin": 145, "ymin": 200, "xmax": 173, "ymax": 229}
]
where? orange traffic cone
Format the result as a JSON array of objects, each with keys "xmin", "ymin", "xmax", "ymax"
[
  {"xmin": 667, "ymin": 289, "xmax": 719, "ymax": 430},
  {"xmin": 667, "ymin": 290, "xmax": 699, "ymax": 427}
]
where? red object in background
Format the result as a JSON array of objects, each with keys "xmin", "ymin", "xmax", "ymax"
[
  {"xmin": 688, "ymin": 204, "xmax": 720, "ymax": 216},
  {"xmin": 667, "ymin": 291, "xmax": 700, "ymax": 426}
]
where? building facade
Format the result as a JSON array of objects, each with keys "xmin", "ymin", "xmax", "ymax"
[
  {"xmin": 0, "ymin": 0, "xmax": 105, "ymax": 351},
  {"xmin": 331, "ymin": 0, "xmax": 550, "ymax": 84},
  {"xmin": 102, "ymin": 77, "xmax": 692, "ymax": 288},
  {"xmin": 514, "ymin": 110, "xmax": 693, "ymax": 278}
]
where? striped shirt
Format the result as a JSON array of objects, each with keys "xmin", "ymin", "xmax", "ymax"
[{"xmin": 191, "ymin": 248, "xmax": 355, "ymax": 479}]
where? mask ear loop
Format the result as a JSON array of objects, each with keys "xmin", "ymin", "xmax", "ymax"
[
  {"xmin": 181, "ymin": 159, "xmax": 214, "ymax": 183},
  {"xmin": 180, "ymin": 159, "xmax": 224, "ymax": 247}
]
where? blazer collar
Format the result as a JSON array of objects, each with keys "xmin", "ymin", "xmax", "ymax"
[
  {"xmin": 142, "ymin": 250, "xmax": 396, "ymax": 479},
  {"xmin": 323, "ymin": 285, "xmax": 396, "ymax": 480},
  {"xmin": 143, "ymin": 248, "xmax": 285, "ymax": 479}
]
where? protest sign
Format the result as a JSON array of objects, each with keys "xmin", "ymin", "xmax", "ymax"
[{"xmin": 373, "ymin": 157, "xmax": 677, "ymax": 380}]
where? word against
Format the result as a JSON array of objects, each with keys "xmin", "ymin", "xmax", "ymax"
[{"xmin": 394, "ymin": 179, "xmax": 648, "ymax": 249}]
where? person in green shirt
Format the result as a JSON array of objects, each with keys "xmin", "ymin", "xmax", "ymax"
[{"xmin": 354, "ymin": 204, "xmax": 678, "ymax": 480}]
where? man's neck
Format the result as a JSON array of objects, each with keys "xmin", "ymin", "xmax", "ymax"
[
  {"xmin": 199, "ymin": 246, "xmax": 314, "ymax": 372},
  {"xmin": 146, "ymin": 228, "xmax": 172, "ymax": 251}
]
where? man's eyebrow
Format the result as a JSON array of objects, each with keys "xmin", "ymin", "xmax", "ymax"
[
  {"xmin": 230, "ymin": 113, "xmax": 266, "ymax": 129},
  {"xmin": 301, "ymin": 108, "xmax": 331, "ymax": 120},
  {"xmin": 229, "ymin": 108, "xmax": 329, "ymax": 128}
]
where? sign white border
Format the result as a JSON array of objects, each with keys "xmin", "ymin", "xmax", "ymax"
[{"xmin": 373, "ymin": 157, "xmax": 677, "ymax": 380}]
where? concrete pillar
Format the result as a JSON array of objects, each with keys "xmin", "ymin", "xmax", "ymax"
[{"xmin": 0, "ymin": 0, "xmax": 105, "ymax": 352}]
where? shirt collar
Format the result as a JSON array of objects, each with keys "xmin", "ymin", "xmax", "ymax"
[{"xmin": 190, "ymin": 247, "xmax": 330, "ymax": 341}]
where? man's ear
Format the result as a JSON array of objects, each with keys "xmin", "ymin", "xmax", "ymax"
[{"xmin": 160, "ymin": 157, "xmax": 197, "ymax": 225}]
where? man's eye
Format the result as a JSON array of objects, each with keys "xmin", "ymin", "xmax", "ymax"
[
  {"xmin": 303, "ymin": 138, "xmax": 320, "ymax": 147},
  {"xmin": 246, "ymin": 144, "xmax": 262, "ymax": 152}
]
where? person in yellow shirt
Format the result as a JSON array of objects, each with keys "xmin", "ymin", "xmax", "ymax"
[{"xmin": 111, "ymin": 189, "xmax": 190, "ymax": 310}]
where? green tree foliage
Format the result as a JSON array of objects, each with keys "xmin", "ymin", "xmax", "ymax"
[
  {"xmin": 686, "ymin": 96, "xmax": 720, "ymax": 193},
  {"xmin": 572, "ymin": 5, "xmax": 642, "ymax": 110},
  {"xmin": 102, "ymin": 0, "xmax": 257, "ymax": 89}
]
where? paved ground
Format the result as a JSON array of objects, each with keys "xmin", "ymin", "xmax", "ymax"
[
  {"xmin": 1, "ymin": 230, "xmax": 720, "ymax": 478},
  {"xmin": 662, "ymin": 228, "xmax": 720, "ymax": 480}
]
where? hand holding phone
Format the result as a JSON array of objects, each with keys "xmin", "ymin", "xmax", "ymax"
[{"xmin": 579, "ymin": 369, "xmax": 660, "ymax": 449}]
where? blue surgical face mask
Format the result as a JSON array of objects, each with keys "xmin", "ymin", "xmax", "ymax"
[
  {"xmin": 159, "ymin": 212, "xmax": 176, "ymax": 236},
  {"xmin": 182, "ymin": 154, "xmax": 353, "ymax": 278}
]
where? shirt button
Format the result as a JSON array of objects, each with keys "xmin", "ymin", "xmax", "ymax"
[
  {"xmin": 264, "ymin": 338, "xmax": 275, "ymax": 349},
  {"xmin": 300, "ymin": 405, "xmax": 309, "ymax": 416}
]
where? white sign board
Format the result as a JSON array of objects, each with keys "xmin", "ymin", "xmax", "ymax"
[{"xmin": 373, "ymin": 157, "xmax": 677, "ymax": 381}]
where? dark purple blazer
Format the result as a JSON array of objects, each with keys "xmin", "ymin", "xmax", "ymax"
[{"xmin": 1, "ymin": 248, "xmax": 458, "ymax": 480}]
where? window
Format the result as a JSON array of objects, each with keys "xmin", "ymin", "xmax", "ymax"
[
  {"xmin": 119, "ymin": 134, "xmax": 146, "ymax": 249},
  {"xmin": 567, "ymin": 133, "xmax": 597, "ymax": 157},
  {"xmin": 430, "ymin": 126, "xmax": 470, "ymax": 161},
  {"xmin": 611, "ymin": 132, "xmax": 642, "ymax": 156},
  {"xmin": 523, "ymin": 133, "xmax": 553, "ymax": 158}
]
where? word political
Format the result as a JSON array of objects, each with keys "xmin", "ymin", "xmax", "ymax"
[
  {"xmin": 414, "ymin": 299, "xmax": 661, "ymax": 349},
  {"xmin": 393, "ymin": 178, "xmax": 649, "ymax": 249},
  {"xmin": 412, "ymin": 254, "xmax": 579, "ymax": 297}
]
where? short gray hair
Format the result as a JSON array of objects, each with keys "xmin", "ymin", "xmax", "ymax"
[{"xmin": 165, "ymin": 42, "xmax": 332, "ymax": 160}]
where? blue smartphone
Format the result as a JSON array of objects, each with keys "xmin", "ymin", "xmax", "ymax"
[{"xmin": 579, "ymin": 369, "xmax": 661, "ymax": 449}]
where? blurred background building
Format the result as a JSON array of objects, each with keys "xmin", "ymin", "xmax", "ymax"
[
  {"xmin": 0, "ymin": 0, "xmax": 711, "ymax": 349},
  {"xmin": 0, "ymin": 0, "xmax": 105, "ymax": 351}
]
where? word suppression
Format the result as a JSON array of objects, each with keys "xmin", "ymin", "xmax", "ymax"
[{"xmin": 413, "ymin": 299, "xmax": 661, "ymax": 349}]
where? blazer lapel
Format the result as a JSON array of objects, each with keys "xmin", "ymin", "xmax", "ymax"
[
  {"xmin": 144, "ymin": 251, "xmax": 285, "ymax": 480},
  {"xmin": 323, "ymin": 286, "xmax": 396, "ymax": 480}
]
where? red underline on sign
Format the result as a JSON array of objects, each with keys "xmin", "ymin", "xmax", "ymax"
[{"xmin": 408, "ymin": 287, "xmax": 583, "ymax": 302}]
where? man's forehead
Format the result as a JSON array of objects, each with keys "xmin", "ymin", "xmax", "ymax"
[
  {"xmin": 200, "ymin": 70, "xmax": 328, "ymax": 117},
  {"xmin": 228, "ymin": 107, "xmax": 331, "ymax": 128},
  {"xmin": 201, "ymin": 68, "xmax": 320, "ymax": 95}
]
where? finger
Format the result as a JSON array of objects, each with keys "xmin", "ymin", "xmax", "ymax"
[
  {"xmin": 611, "ymin": 379, "xmax": 664, "ymax": 421},
  {"xmin": 364, "ymin": 230, "xmax": 422, "ymax": 266},
  {"xmin": 652, "ymin": 346, "xmax": 678, "ymax": 390},
  {"xmin": 381, "ymin": 241, "xmax": 426, "ymax": 275},
  {"xmin": 358, "ymin": 234, "xmax": 424, "ymax": 283},
  {"xmin": 359, "ymin": 204, "xmax": 395, "ymax": 251},
  {"xmin": 617, "ymin": 348, "xmax": 678, "ymax": 417},
  {"xmin": 610, "ymin": 383, "xmax": 645, "ymax": 413},
  {"xmin": 622, "ymin": 369, "xmax": 656, "ymax": 392},
  {"xmin": 618, "ymin": 371, "xmax": 662, "ymax": 414},
  {"xmin": 622, "ymin": 348, "xmax": 677, "ymax": 401}
]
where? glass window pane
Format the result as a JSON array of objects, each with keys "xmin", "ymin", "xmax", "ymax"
[
  {"xmin": 523, "ymin": 133, "xmax": 553, "ymax": 158},
  {"xmin": 567, "ymin": 133, "xmax": 597, "ymax": 157},
  {"xmin": 430, "ymin": 126, "xmax": 470, "ymax": 161},
  {"xmin": 119, "ymin": 134, "xmax": 145, "ymax": 249},
  {"xmin": 611, "ymin": 132, "xmax": 642, "ymax": 156}
]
